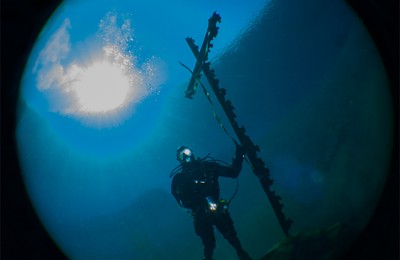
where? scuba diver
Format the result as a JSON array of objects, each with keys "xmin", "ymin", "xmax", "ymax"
[{"xmin": 171, "ymin": 145, "xmax": 252, "ymax": 260}]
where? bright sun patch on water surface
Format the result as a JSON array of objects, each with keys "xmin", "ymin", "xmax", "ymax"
[
  {"xmin": 73, "ymin": 61, "xmax": 131, "ymax": 113},
  {"xmin": 32, "ymin": 12, "xmax": 165, "ymax": 127}
]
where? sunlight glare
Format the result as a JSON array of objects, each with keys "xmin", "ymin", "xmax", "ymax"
[
  {"xmin": 31, "ymin": 12, "xmax": 166, "ymax": 128},
  {"xmin": 73, "ymin": 61, "xmax": 131, "ymax": 113}
]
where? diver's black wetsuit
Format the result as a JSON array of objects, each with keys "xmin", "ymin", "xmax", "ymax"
[{"xmin": 171, "ymin": 147, "xmax": 252, "ymax": 260}]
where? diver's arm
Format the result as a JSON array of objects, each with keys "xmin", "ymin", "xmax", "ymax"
[
  {"xmin": 218, "ymin": 144, "xmax": 245, "ymax": 178},
  {"xmin": 171, "ymin": 175, "xmax": 183, "ymax": 207},
  {"xmin": 231, "ymin": 143, "xmax": 245, "ymax": 177}
]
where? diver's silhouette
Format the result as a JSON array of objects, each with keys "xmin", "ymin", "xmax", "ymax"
[{"xmin": 171, "ymin": 145, "xmax": 252, "ymax": 260}]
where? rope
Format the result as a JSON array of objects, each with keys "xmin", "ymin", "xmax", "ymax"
[
  {"xmin": 179, "ymin": 61, "xmax": 239, "ymax": 146},
  {"xmin": 178, "ymin": 61, "xmax": 248, "ymax": 205}
]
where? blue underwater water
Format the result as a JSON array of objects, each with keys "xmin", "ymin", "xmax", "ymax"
[{"xmin": 17, "ymin": 0, "xmax": 394, "ymax": 259}]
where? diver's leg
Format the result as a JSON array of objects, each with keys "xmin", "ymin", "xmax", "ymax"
[
  {"xmin": 194, "ymin": 215, "xmax": 216, "ymax": 260},
  {"xmin": 215, "ymin": 211, "xmax": 252, "ymax": 260}
]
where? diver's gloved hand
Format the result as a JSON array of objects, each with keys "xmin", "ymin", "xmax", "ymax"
[
  {"xmin": 176, "ymin": 198, "xmax": 183, "ymax": 207},
  {"xmin": 235, "ymin": 143, "xmax": 245, "ymax": 159},
  {"xmin": 187, "ymin": 209, "xmax": 195, "ymax": 218}
]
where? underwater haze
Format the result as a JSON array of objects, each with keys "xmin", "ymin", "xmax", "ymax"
[{"xmin": 17, "ymin": 0, "xmax": 393, "ymax": 259}]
